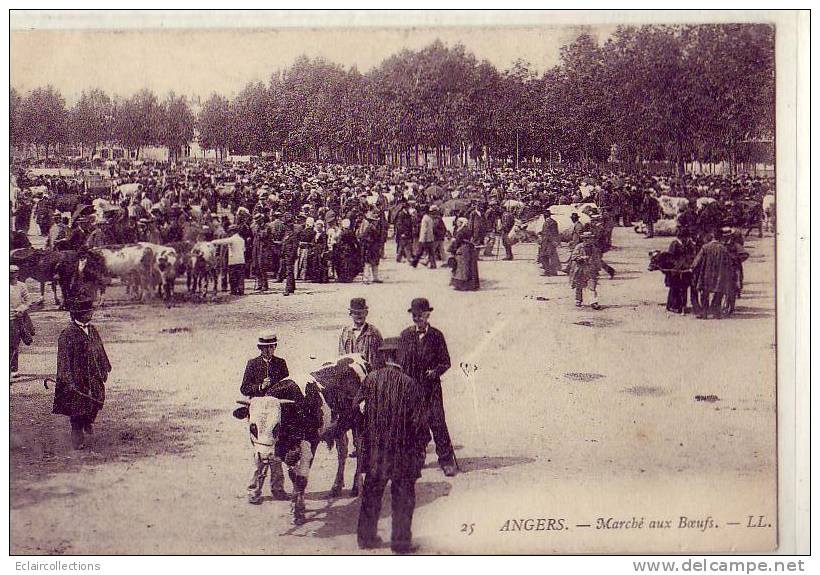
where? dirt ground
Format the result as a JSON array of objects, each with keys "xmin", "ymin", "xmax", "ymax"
[{"xmin": 9, "ymin": 227, "xmax": 777, "ymax": 554}]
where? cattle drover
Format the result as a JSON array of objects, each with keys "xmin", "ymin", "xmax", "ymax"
[
  {"xmin": 241, "ymin": 332, "xmax": 291, "ymax": 503},
  {"xmin": 356, "ymin": 337, "xmax": 429, "ymax": 554},
  {"xmin": 52, "ymin": 296, "xmax": 112, "ymax": 450},
  {"xmin": 397, "ymin": 298, "xmax": 458, "ymax": 477}
]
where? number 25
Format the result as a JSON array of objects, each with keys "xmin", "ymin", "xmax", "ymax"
[{"xmin": 461, "ymin": 523, "xmax": 475, "ymax": 535}]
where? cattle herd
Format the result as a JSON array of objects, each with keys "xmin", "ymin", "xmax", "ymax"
[{"xmin": 9, "ymin": 158, "xmax": 775, "ymax": 310}]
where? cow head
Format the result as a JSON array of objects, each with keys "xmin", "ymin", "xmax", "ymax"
[
  {"xmin": 648, "ymin": 250, "xmax": 675, "ymax": 272},
  {"xmin": 80, "ymin": 250, "xmax": 107, "ymax": 282},
  {"xmin": 235, "ymin": 397, "xmax": 295, "ymax": 458}
]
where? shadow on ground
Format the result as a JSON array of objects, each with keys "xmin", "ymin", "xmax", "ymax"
[
  {"xmin": 280, "ymin": 480, "xmax": 453, "ymax": 540},
  {"xmin": 10, "ymin": 387, "xmax": 220, "ymax": 509}
]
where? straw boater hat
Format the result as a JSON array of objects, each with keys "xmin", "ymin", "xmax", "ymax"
[{"xmin": 257, "ymin": 332, "xmax": 277, "ymax": 347}]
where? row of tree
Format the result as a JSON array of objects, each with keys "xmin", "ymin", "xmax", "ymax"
[
  {"xmin": 10, "ymin": 86, "xmax": 195, "ymax": 161},
  {"xmin": 10, "ymin": 23, "xmax": 774, "ymax": 172}
]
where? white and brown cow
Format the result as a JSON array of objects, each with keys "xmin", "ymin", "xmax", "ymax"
[
  {"xmin": 233, "ymin": 353, "xmax": 369, "ymax": 525},
  {"xmin": 80, "ymin": 243, "xmax": 157, "ymax": 305},
  {"xmin": 188, "ymin": 240, "xmax": 222, "ymax": 295},
  {"xmin": 137, "ymin": 242, "xmax": 179, "ymax": 304}
]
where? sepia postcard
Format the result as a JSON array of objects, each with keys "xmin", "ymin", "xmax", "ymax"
[{"xmin": 6, "ymin": 9, "xmax": 810, "ymax": 557}]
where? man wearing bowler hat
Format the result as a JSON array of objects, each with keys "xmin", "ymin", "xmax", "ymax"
[
  {"xmin": 338, "ymin": 298, "xmax": 384, "ymax": 371},
  {"xmin": 240, "ymin": 332, "xmax": 292, "ymax": 502},
  {"xmin": 397, "ymin": 298, "xmax": 458, "ymax": 477},
  {"xmin": 356, "ymin": 336, "xmax": 428, "ymax": 554},
  {"xmin": 52, "ymin": 296, "xmax": 112, "ymax": 450}
]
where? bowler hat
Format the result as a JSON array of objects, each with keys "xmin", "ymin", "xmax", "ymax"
[
  {"xmin": 257, "ymin": 332, "xmax": 278, "ymax": 346},
  {"xmin": 69, "ymin": 296, "xmax": 95, "ymax": 313},
  {"xmin": 408, "ymin": 297, "xmax": 434, "ymax": 314},
  {"xmin": 543, "ymin": 209, "xmax": 552, "ymax": 216},
  {"xmin": 349, "ymin": 298, "xmax": 368, "ymax": 312}
]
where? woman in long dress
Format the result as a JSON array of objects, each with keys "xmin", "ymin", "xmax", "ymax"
[
  {"xmin": 449, "ymin": 218, "xmax": 480, "ymax": 291},
  {"xmin": 306, "ymin": 220, "xmax": 329, "ymax": 283},
  {"xmin": 332, "ymin": 219, "xmax": 363, "ymax": 283}
]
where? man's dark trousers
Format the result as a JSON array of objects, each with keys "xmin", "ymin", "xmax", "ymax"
[
  {"xmin": 228, "ymin": 264, "xmax": 245, "ymax": 295},
  {"xmin": 427, "ymin": 382, "xmax": 454, "ymax": 465},
  {"xmin": 502, "ymin": 233, "xmax": 514, "ymax": 259},
  {"xmin": 357, "ymin": 474, "xmax": 416, "ymax": 549},
  {"xmin": 410, "ymin": 242, "xmax": 436, "ymax": 268}
]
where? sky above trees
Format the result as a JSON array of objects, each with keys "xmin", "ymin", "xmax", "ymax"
[{"xmin": 11, "ymin": 26, "xmax": 611, "ymax": 103}]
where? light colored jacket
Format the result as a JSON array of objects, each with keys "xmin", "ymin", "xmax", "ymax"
[
  {"xmin": 418, "ymin": 213, "xmax": 435, "ymax": 243},
  {"xmin": 211, "ymin": 233, "xmax": 246, "ymax": 265}
]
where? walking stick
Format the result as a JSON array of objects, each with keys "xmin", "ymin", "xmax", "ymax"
[{"xmin": 43, "ymin": 377, "xmax": 104, "ymax": 406}]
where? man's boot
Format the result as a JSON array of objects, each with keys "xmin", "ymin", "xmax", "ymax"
[{"xmin": 70, "ymin": 428, "xmax": 85, "ymax": 450}]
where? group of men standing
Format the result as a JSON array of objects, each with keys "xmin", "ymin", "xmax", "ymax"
[{"xmin": 239, "ymin": 296, "xmax": 457, "ymax": 554}]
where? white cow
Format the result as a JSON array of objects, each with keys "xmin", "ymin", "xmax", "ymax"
[
  {"xmin": 138, "ymin": 242, "xmax": 178, "ymax": 302},
  {"xmin": 188, "ymin": 240, "xmax": 222, "ymax": 294},
  {"xmin": 117, "ymin": 183, "xmax": 143, "ymax": 197},
  {"xmin": 635, "ymin": 219, "xmax": 678, "ymax": 236},
  {"xmin": 521, "ymin": 212, "xmax": 592, "ymax": 243},
  {"xmin": 92, "ymin": 198, "xmax": 121, "ymax": 223},
  {"xmin": 657, "ymin": 195, "xmax": 689, "ymax": 219},
  {"xmin": 234, "ymin": 354, "xmax": 370, "ymax": 524},
  {"xmin": 548, "ymin": 202, "xmax": 598, "ymax": 217},
  {"xmin": 696, "ymin": 196, "xmax": 717, "ymax": 211},
  {"xmin": 762, "ymin": 194, "xmax": 776, "ymax": 232},
  {"xmin": 82, "ymin": 244, "xmax": 157, "ymax": 304}
]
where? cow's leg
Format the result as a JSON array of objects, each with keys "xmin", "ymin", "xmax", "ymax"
[
  {"xmin": 288, "ymin": 441, "xmax": 314, "ymax": 524},
  {"xmin": 330, "ymin": 432, "xmax": 348, "ymax": 498},
  {"xmin": 247, "ymin": 453, "xmax": 267, "ymax": 505},
  {"xmin": 50, "ymin": 280, "xmax": 60, "ymax": 307},
  {"xmin": 351, "ymin": 427, "xmax": 364, "ymax": 497},
  {"xmin": 270, "ymin": 458, "xmax": 287, "ymax": 499}
]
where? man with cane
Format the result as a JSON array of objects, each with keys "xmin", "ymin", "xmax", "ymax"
[{"xmin": 52, "ymin": 296, "xmax": 111, "ymax": 450}]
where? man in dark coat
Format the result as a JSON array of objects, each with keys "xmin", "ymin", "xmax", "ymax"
[
  {"xmin": 241, "ymin": 332, "xmax": 292, "ymax": 503},
  {"xmin": 665, "ymin": 227, "xmax": 698, "ymax": 314},
  {"xmin": 397, "ymin": 298, "xmax": 457, "ymax": 476},
  {"xmin": 641, "ymin": 192, "xmax": 661, "ymax": 238},
  {"xmin": 53, "ymin": 296, "xmax": 112, "ymax": 450},
  {"xmin": 691, "ymin": 230, "xmax": 735, "ymax": 319},
  {"xmin": 393, "ymin": 202, "xmax": 414, "ymax": 263},
  {"xmin": 356, "ymin": 337, "xmax": 428, "ymax": 554},
  {"xmin": 279, "ymin": 217, "xmax": 300, "ymax": 296},
  {"xmin": 500, "ymin": 207, "xmax": 516, "ymax": 260},
  {"xmin": 538, "ymin": 209, "xmax": 560, "ymax": 276}
]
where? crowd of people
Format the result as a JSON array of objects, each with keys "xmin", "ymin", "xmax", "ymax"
[{"xmin": 10, "ymin": 160, "xmax": 773, "ymax": 301}]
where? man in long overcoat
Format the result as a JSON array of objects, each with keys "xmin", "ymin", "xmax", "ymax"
[
  {"xmin": 538, "ymin": 209, "xmax": 560, "ymax": 276},
  {"xmin": 691, "ymin": 230, "xmax": 735, "ymax": 319},
  {"xmin": 397, "ymin": 298, "xmax": 457, "ymax": 476},
  {"xmin": 641, "ymin": 192, "xmax": 661, "ymax": 238},
  {"xmin": 356, "ymin": 338, "xmax": 428, "ymax": 554},
  {"xmin": 53, "ymin": 296, "xmax": 112, "ymax": 450}
]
